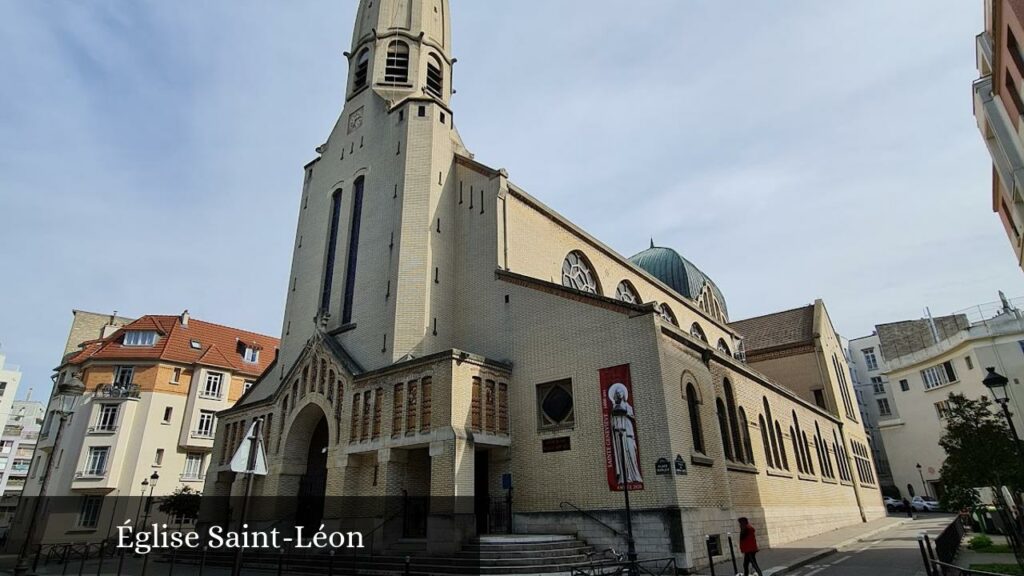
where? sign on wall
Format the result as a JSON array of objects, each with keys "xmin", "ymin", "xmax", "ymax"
[{"xmin": 600, "ymin": 364, "xmax": 644, "ymax": 492}]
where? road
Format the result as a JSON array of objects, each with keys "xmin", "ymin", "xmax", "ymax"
[{"xmin": 783, "ymin": 515, "xmax": 952, "ymax": 576}]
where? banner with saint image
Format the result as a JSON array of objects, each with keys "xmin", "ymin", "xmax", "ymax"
[{"xmin": 600, "ymin": 364, "xmax": 643, "ymax": 491}]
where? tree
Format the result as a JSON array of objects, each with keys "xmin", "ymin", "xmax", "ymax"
[
  {"xmin": 157, "ymin": 486, "xmax": 201, "ymax": 525},
  {"xmin": 938, "ymin": 393, "xmax": 1024, "ymax": 512}
]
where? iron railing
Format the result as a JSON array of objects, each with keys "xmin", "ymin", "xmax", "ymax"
[
  {"xmin": 560, "ymin": 501, "xmax": 625, "ymax": 537},
  {"xmin": 571, "ymin": 556, "xmax": 677, "ymax": 576},
  {"xmin": 95, "ymin": 384, "xmax": 140, "ymax": 399}
]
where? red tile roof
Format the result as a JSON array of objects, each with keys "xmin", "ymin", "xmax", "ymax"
[{"xmin": 64, "ymin": 314, "xmax": 279, "ymax": 377}]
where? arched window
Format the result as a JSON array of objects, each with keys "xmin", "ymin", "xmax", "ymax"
[
  {"xmin": 759, "ymin": 415, "xmax": 774, "ymax": 468},
  {"xmin": 907, "ymin": 483, "xmax": 916, "ymax": 498},
  {"xmin": 802, "ymin": 431, "xmax": 814, "ymax": 474},
  {"xmin": 353, "ymin": 49, "xmax": 370, "ymax": 90},
  {"xmin": 775, "ymin": 421, "xmax": 789, "ymax": 470},
  {"xmin": 690, "ymin": 323, "xmax": 707, "ymax": 342},
  {"xmin": 717, "ymin": 338, "xmax": 731, "ymax": 355},
  {"xmin": 723, "ymin": 379, "xmax": 743, "ymax": 463},
  {"xmin": 763, "ymin": 397, "xmax": 781, "ymax": 467},
  {"xmin": 737, "ymin": 408, "xmax": 754, "ymax": 464},
  {"xmin": 716, "ymin": 399, "xmax": 734, "ymax": 461},
  {"xmin": 616, "ymin": 280, "xmax": 640, "ymax": 304},
  {"xmin": 814, "ymin": 435, "xmax": 827, "ymax": 477},
  {"xmin": 792, "ymin": 411, "xmax": 809, "ymax": 473},
  {"xmin": 561, "ymin": 251, "xmax": 599, "ymax": 294},
  {"xmin": 426, "ymin": 54, "xmax": 444, "ymax": 96},
  {"xmin": 790, "ymin": 426, "xmax": 803, "ymax": 474},
  {"xmin": 658, "ymin": 303, "xmax": 678, "ymax": 326},
  {"xmin": 685, "ymin": 382, "xmax": 705, "ymax": 454},
  {"xmin": 384, "ymin": 40, "xmax": 410, "ymax": 84}
]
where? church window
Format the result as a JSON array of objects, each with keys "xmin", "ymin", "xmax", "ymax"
[
  {"xmin": 341, "ymin": 177, "xmax": 365, "ymax": 324},
  {"xmin": 775, "ymin": 421, "xmax": 789, "ymax": 470},
  {"xmin": 717, "ymin": 338, "xmax": 730, "ymax": 356},
  {"xmin": 353, "ymin": 49, "xmax": 370, "ymax": 90},
  {"xmin": 657, "ymin": 303, "xmax": 678, "ymax": 326},
  {"xmin": 716, "ymin": 399, "xmax": 733, "ymax": 461},
  {"xmin": 384, "ymin": 40, "xmax": 410, "ymax": 84},
  {"xmin": 759, "ymin": 415, "xmax": 773, "ymax": 468},
  {"xmin": 561, "ymin": 251, "xmax": 599, "ymax": 294},
  {"xmin": 615, "ymin": 280, "xmax": 640, "ymax": 304},
  {"xmin": 690, "ymin": 323, "xmax": 707, "ymax": 342},
  {"xmin": 738, "ymin": 408, "xmax": 754, "ymax": 464},
  {"xmin": 426, "ymin": 54, "xmax": 444, "ymax": 96},
  {"xmin": 321, "ymin": 189, "xmax": 343, "ymax": 314},
  {"xmin": 537, "ymin": 379, "xmax": 574, "ymax": 430},
  {"xmin": 723, "ymin": 379, "xmax": 743, "ymax": 462},
  {"xmin": 685, "ymin": 382, "xmax": 705, "ymax": 454}
]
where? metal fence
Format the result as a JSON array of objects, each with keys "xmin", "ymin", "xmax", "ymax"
[{"xmin": 918, "ymin": 515, "xmax": 1024, "ymax": 576}]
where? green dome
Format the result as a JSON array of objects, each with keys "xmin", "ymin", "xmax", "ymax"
[{"xmin": 629, "ymin": 242, "xmax": 728, "ymax": 319}]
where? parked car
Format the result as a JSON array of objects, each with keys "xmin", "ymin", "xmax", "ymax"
[
  {"xmin": 912, "ymin": 496, "xmax": 942, "ymax": 512},
  {"xmin": 884, "ymin": 496, "xmax": 906, "ymax": 512}
]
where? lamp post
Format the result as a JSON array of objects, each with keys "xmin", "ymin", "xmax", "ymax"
[
  {"xmin": 916, "ymin": 463, "xmax": 929, "ymax": 499},
  {"xmin": 13, "ymin": 377, "xmax": 84, "ymax": 576},
  {"xmin": 134, "ymin": 479, "xmax": 149, "ymax": 528},
  {"xmin": 140, "ymin": 472, "xmax": 160, "ymax": 528},
  {"xmin": 610, "ymin": 403, "xmax": 638, "ymax": 575},
  {"xmin": 983, "ymin": 368, "xmax": 1024, "ymax": 457}
]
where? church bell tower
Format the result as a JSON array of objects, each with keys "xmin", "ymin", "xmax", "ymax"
[{"xmin": 277, "ymin": 0, "xmax": 469, "ymax": 375}]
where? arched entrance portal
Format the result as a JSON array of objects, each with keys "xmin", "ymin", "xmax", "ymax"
[{"xmin": 294, "ymin": 411, "xmax": 329, "ymax": 529}]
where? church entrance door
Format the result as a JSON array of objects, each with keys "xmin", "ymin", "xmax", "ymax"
[{"xmin": 296, "ymin": 416, "xmax": 328, "ymax": 529}]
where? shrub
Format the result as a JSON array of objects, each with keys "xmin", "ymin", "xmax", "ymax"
[{"xmin": 968, "ymin": 534, "xmax": 994, "ymax": 550}]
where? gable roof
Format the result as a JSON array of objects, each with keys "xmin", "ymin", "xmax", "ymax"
[
  {"xmin": 730, "ymin": 305, "xmax": 815, "ymax": 354},
  {"xmin": 63, "ymin": 314, "xmax": 279, "ymax": 377}
]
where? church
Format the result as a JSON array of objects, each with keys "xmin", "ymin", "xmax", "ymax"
[{"xmin": 204, "ymin": 1, "xmax": 884, "ymax": 571}]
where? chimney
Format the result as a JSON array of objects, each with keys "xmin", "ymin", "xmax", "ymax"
[{"xmin": 181, "ymin": 309, "xmax": 190, "ymax": 327}]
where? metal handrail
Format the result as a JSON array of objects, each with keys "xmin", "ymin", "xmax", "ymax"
[
  {"xmin": 560, "ymin": 501, "xmax": 625, "ymax": 538},
  {"xmin": 366, "ymin": 504, "xmax": 407, "ymax": 557}
]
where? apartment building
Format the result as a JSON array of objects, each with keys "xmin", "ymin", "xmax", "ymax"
[
  {"xmin": 21, "ymin": 311, "xmax": 277, "ymax": 544},
  {"xmin": 0, "ymin": 352, "xmax": 23, "ymax": 436},
  {"xmin": 974, "ymin": 0, "xmax": 1024, "ymax": 271},
  {"xmin": 846, "ymin": 335, "xmax": 897, "ymax": 494},
  {"xmin": 857, "ymin": 294, "xmax": 1024, "ymax": 501},
  {"xmin": 0, "ymin": 401, "xmax": 45, "ymax": 531}
]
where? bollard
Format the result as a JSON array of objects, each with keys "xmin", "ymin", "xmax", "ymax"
[
  {"xmin": 328, "ymin": 549, "xmax": 335, "ymax": 576},
  {"xmin": 277, "ymin": 547, "xmax": 285, "ymax": 576},
  {"xmin": 61, "ymin": 544, "xmax": 71, "ymax": 576},
  {"xmin": 727, "ymin": 532, "xmax": 738, "ymax": 574},
  {"xmin": 706, "ymin": 536, "xmax": 717, "ymax": 576},
  {"xmin": 924, "ymin": 533, "xmax": 937, "ymax": 565},
  {"xmin": 96, "ymin": 540, "xmax": 107, "ymax": 576},
  {"xmin": 198, "ymin": 546, "xmax": 207, "ymax": 576},
  {"xmin": 405, "ymin": 555, "xmax": 411, "ymax": 576},
  {"xmin": 78, "ymin": 543, "xmax": 90, "ymax": 576},
  {"xmin": 917, "ymin": 534, "xmax": 934, "ymax": 576},
  {"xmin": 168, "ymin": 542, "xmax": 177, "ymax": 576}
]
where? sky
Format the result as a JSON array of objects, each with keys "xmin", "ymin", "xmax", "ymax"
[{"xmin": 0, "ymin": 1, "xmax": 1020, "ymax": 402}]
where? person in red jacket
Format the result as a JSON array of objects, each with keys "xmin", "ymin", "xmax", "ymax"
[{"xmin": 738, "ymin": 517, "xmax": 764, "ymax": 576}]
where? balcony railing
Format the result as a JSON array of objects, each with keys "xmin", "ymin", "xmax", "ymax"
[
  {"xmin": 88, "ymin": 424, "xmax": 118, "ymax": 434},
  {"xmin": 190, "ymin": 430, "xmax": 215, "ymax": 440},
  {"xmin": 180, "ymin": 473, "xmax": 206, "ymax": 482},
  {"xmin": 197, "ymin": 390, "xmax": 223, "ymax": 401},
  {"xmin": 75, "ymin": 469, "xmax": 108, "ymax": 479},
  {"xmin": 95, "ymin": 384, "xmax": 141, "ymax": 399}
]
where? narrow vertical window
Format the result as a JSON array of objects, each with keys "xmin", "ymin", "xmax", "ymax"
[
  {"xmin": 353, "ymin": 49, "xmax": 370, "ymax": 90},
  {"xmin": 320, "ymin": 190, "xmax": 343, "ymax": 314},
  {"xmin": 426, "ymin": 54, "xmax": 444, "ymax": 96},
  {"xmin": 342, "ymin": 177, "xmax": 365, "ymax": 324},
  {"xmin": 685, "ymin": 383, "xmax": 705, "ymax": 454},
  {"xmin": 384, "ymin": 41, "xmax": 410, "ymax": 84}
]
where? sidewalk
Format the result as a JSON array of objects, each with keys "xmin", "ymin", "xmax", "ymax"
[{"xmin": 703, "ymin": 514, "xmax": 920, "ymax": 576}]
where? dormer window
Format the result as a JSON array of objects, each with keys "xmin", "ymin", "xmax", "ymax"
[
  {"xmin": 353, "ymin": 49, "xmax": 370, "ymax": 90},
  {"xmin": 384, "ymin": 40, "xmax": 410, "ymax": 84},
  {"xmin": 123, "ymin": 331, "xmax": 157, "ymax": 347},
  {"xmin": 243, "ymin": 347, "xmax": 260, "ymax": 364},
  {"xmin": 426, "ymin": 54, "xmax": 443, "ymax": 97}
]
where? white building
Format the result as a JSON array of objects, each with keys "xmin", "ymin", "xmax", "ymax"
[
  {"xmin": 0, "ymin": 401, "xmax": 45, "ymax": 530},
  {"xmin": 863, "ymin": 294, "xmax": 1024, "ymax": 501},
  {"xmin": 0, "ymin": 352, "xmax": 23, "ymax": 437},
  {"xmin": 846, "ymin": 335, "xmax": 896, "ymax": 494}
]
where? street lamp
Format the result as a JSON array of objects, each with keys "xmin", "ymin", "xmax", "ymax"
[
  {"xmin": 13, "ymin": 376, "xmax": 84, "ymax": 576},
  {"xmin": 134, "ymin": 479, "xmax": 149, "ymax": 528},
  {"xmin": 983, "ymin": 367, "xmax": 1024, "ymax": 457},
  {"xmin": 916, "ymin": 463, "xmax": 929, "ymax": 499},
  {"xmin": 610, "ymin": 403, "xmax": 638, "ymax": 575},
  {"xmin": 141, "ymin": 472, "xmax": 160, "ymax": 528}
]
